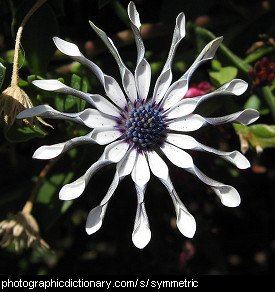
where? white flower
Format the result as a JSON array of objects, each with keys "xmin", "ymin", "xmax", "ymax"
[{"xmin": 17, "ymin": 2, "xmax": 259, "ymax": 249}]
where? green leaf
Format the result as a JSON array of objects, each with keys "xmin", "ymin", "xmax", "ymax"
[
  {"xmin": 36, "ymin": 172, "xmax": 74, "ymax": 205},
  {"xmin": 234, "ymin": 123, "xmax": 275, "ymax": 152},
  {"xmin": 0, "ymin": 62, "xmax": 6, "ymax": 90},
  {"xmin": 209, "ymin": 65, "xmax": 238, "ymax": 87},
  {"xmin": 65, "ymin": 74, "xmax": 87, "ymax": 112},
  {"xmin": 4, "ymin": 123, "xmax": 47, "ymax": 143},
  {"xmin": 244, "ymin": 94, "xmax": 261, "ymax": 111},
  {"xmin": 260, "ymin": 86, "xmax": 275, "ymax": 122}
]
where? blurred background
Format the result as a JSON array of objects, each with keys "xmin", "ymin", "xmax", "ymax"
[{"xmin": 0, "ymin": 0, "xmax": 274, "ymax": 275}]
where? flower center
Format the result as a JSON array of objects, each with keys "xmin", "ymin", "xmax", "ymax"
[{"xmin": 122, "ymin": 103, "xmax": 166, "ymax": 150}]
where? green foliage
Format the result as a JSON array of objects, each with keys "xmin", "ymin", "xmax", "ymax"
[
  {"xmin": 0, "ymin": 62, "xmax": 6, "ymax": 90},
  {"xmin": 235, "ymin": 123, "xmax": 275, "ymax": 151},
  {"xmin": 209, "ymin": 59, "xmax": 238, "ymax": 87}
]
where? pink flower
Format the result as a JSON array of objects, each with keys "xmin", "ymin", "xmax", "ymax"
[{"xmin": 184, "ymin": 81, "xmax": 214, "ymax": 98}]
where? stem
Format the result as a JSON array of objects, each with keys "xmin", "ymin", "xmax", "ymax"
[
  {"xmin": 22, "ymin": 155, "xmax": 61, "ymax": 214},
  {"xmin": 11, "ymin": 0, "xmax": 47, "ymax": 87},
  {"xmin": 260, "ymin": 86, "xmax": 275, "ymax": 122}
]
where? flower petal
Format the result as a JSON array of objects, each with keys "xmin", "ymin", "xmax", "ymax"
[
  {"xmin": 32, "ymin": 79, "xmax": 96, "ymax": 106},
  {"xmin": 85, "ymin": 204, "xmax": 107, "ymax": 235},
  {"xmin": 128, "ymin": 2, "xmax": 151, "ymax": 101},
  {"xmin": 54, "ymin": 36, "xmax": 128, "ymax": 107},
  {"xmin": 131, "ymin": 152, "xmax": 150, "ymax": 187},
  {"xmin": 117, "ymin": 148, "xmax": 137, "ymax": 178},
  {"xmin": 153, "ymin": 12, "xmax": 185, "ymax": 104},
  {"xmin": 166, "ymin": 133, "xmax": 250, "ymax": 169},
  {"xmin": 132, "ymin": 184, "xmax": 151, "ymax": 249},
  {"xmin": 90, "ymin": 127, "xmax": 122, "ymax": 145},
  {"xmin": 188, "ymin": 164, "xmax": 241, "ymax": 207},
  {"xmin": 147, "ymin": 151, "xmax": 169, "ymax": 181},
  {"xmin": 132, "ymin": 203, "xmax": 151, "ymax": 249},
  {"xmin": 53, "ymin": 37, "xmax": 105, "ymax": 84},
  {"xmin": 182, "ymin": 37, "xmax": 223, "ymax": 82},
  {"xmin": 78, "ymin": 109, "xmax": 117, "ymax": 128},
  {"xmin": 167, "ymin": 114, "xmax": 206, "ymax": 132},
  {"xmin": 91, "ymin": 94, "xmax": 121, "ymax": 117},
  {"xmin": 102, "ymin": 140, "xmax": 129, "ymax": 163},
  {"xmin": 89, "ymin": 21, "xmax": 137, "ymax": 103},
  {"xmin": 86, "ymin": 171, "xmax": 121, "ymax": 234},
  {"xmin": 103, "ymin": 75, "xmax": 127, "ymax": 109},
  {"xmin": 135, "ymin": 59, "xmax": 151, "ymax": 101},
  {"xmin": 194, "ymin": 79, "xmax": 248, "ymax": 107},
  {"xmin": 159, "ymin": 175, "xmax": 196, "ymax": 238},
  {"xmin": 33, "ymin": 134, "xmax": 96, "ymax": 160},
  {"xmin": 17, "ymin": 104, "xmax": 116, "ymax": 128},
  {"xmin": 17, "ymin": 105, "xmax": 60, "ymax": 120},
  {"xmin": 160, "ymin": 79, "xmax": 188, "ymax": 110},
  {"xmin": 161, "ymin": 142, "xmax": 193, "ymax": 169},
  {"xmin": 53, "ymin": 37, "xmax": 82, "ymax": 57},
  {"xmin": 204, "ymin": 109, "xmax": 260, "ymax": 126},
  {"xmin": 165, "ymin": 98, "xmax": 198, "ymax": 119},
  {"xmin": 161, "ymin": 37, "xmax": 223, "ymax": 109},
  {"xmin": 59, "ymin": 159, "xmax": 111, "ymax": 200}
]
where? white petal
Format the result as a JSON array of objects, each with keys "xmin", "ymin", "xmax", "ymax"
[
  {"xmin": 79, "ymin": 109, "xmax": 117, "ymax": 128},
  {"xmin": 121, "ymin": 69, "xmax": 138, "ymax": 103},
  {"xmin": 59, "ymin": 159, "xmax": 111, "ymax": 200},
  {"xmin": 103, "ymin": 75, "xmax": 127, "ymax": 109},
  {"xmin": 32, "ymin": 79, "xmax": 96, "ymax": 106},
  {"xmin": 89, "ymin": 20, "xmax": 137, "ymax": 103},
  {"xmin": 166, "ymin": 133, "xmax": 250, "ymax": 169},
  {"xmin": 219, "ymin": 79, "xmax": 248, "ymax": 96},
  {"xmin": 153, "ymin": 69, "xmax": 172, "ymax": 104},
  {"xmin": 204, "ymin": 109, "xmax": 260, "ymax": 126},
  {"xmin": 176, "ymin": 207, "xmax": 196, "ymax": 238},
  {"xmin": 102, "ymin": 140, "xmax": 129, "ymax": 163},
  {"xmin": 165, "ymin": 98, "xmax": 198, "ymax": 119},
  {"xmin": 92, "ymin": 94, "xmax": 120, "ymax": 117},
  {"xmin": 85, "ymin": 205, "xmax": 107, "ymax": 235},
  {"xmin": 159, "ymin": 175, "xmax": 196, "ymax": 238},
  {"xmin": 167, "ymin": 114, "xmax": 205, "ymax": 132},
  {"xmin": 33, "ymin": 134, "xmax": 97, "ymax": 160},
  {"xmin": 135, "ymin": 59, "xmax": 151, "ymax": 101},
  {"xmin": 128, "ymin": 2, "xmax": 151, "ymax": 101},
  {"xmin": 213, "ymin": 185, "xmax": 241, "ymax": 207},
  {"xmin": 161, "ymin": 79, "xmax": 188, "ymax": 110},
  {"xmin": 147, "ymin": 151, "xmax": 169, "ymax": 181},
  {"xmin": 166, "ymin": 133, "xmax": 198, "ymax": 149},
  {"xmin": 59, "ymin": 176, "xmax": 86, "ymax": 201},
  {"xmin": 117, "ymin": 148, "xmax": 137, "ymax": 177},
  {"xmin": 131, "ymin": 152, "xmax": 150, "ymax": 187},
  {"xmin": 132, "ymin": 219, "xmax": 151, "ymax": 249},
  {"xmin": 32, "ymin": 79, "xmax": 66, "ymax": 91},
  {"xmin": 161, "ymin": 142, "xmax": 193, "ymax": 169},
  {"xmin": 90, "ymin": 127, "xmax": 122, "ymax": 145},
  {"xmin": 182, "ymin": 37, "xmax": 223, "ymax": 82},
  {"xmin": 153, "ymin": 12, "xmax": 185, "ymax": 104},
  {"xmin": 53, "ymin": 37, "xmax": 82, "ymax": 57},
  {"xmin": 86, "ymin": 170, "xmax": 121, "ymax": 235},
  {"xmin": 128, "ymin": 2, "xmax": 141, "ymax": 28},
  {"xmin": 188, "ymin": 164, "xmax": 241, "ymax": 207},
  {"xmin": 161, "ymin": 142, "xmax": 194, "ymax": 169},
  {"xmin": 16, "ymin": 105, "xmax": 57, "ymax": 119},
  {"xmin": 33, "ymin": 143, "xmax": 65, "ymax": 160},
  {"xmin": 132, "ymin": 202, "xmax": 151, "ymax": 249}
]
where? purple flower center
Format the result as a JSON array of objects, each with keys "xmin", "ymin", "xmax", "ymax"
[{"xmin": 118, "ymin": 103, "xmax": 167, "ymax": 151}]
